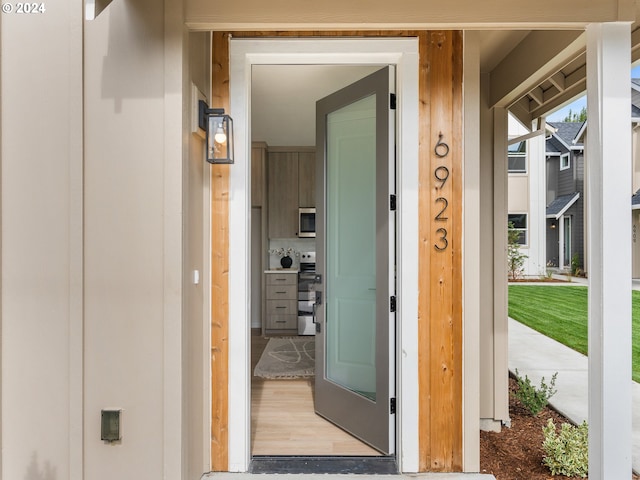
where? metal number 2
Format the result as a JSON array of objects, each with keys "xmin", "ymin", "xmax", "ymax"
[{"xmin": 435, "ymin": 197, "xmax": 449, "ymax": 221}]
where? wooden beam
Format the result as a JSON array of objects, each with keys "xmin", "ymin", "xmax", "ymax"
[
  {"xmin": 549, "ymin": 71, "xmax": 566, "ymax": 91},
  {"xmin": 211, "ymin": 31, "xmax": 231, "ymax": 471},
  {"xmin": 529, "ymin": 86, "xmax": 544, "ymax": 106},
  {"xmin": 490, "ymin": 30, "xmax": 584, "ymax": 108}
]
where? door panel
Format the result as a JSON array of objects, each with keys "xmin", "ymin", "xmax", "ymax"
[{"xmin": 315, "ymin": 66, "xmax": 395, "ymax": 454}]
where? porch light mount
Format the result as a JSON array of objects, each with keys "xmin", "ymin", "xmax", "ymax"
[{"xmin": 198, "ymin": 100, "xmax": 234, "ymax": 164}]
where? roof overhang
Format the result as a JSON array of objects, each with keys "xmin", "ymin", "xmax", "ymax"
[{"xmin": 546, "ymin": 192, "xmax": 580, "ymax": 219}]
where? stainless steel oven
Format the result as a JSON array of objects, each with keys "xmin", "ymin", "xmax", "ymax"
[
  {"xmin": 298, "ymin": 208, "xmax": 316, "ymax": 238},
  {"xmin": 297, "ymin": 251, "xmax": 316, "ymax": 335}
]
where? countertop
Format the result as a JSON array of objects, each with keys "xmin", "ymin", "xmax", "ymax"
[{"xmin": 264, "ymin": 268, "xmax": 299, "ymax": 274}]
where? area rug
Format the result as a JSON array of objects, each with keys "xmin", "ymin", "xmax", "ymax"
[{"xmin": 254, "ymin": 337, "xmax": 315, "ymax": 379}]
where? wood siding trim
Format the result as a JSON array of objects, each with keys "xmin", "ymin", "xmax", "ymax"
[
  {"xmin": 210, "ymin": 30, "xmax": 464, "ymax": 472},
  {"xmin": 211, "ymin": 31, "xmax": 231, "ymax": 471},
  {"xmin": 418, "ymin": 31, "xmax": 464, "ymax": 471}
]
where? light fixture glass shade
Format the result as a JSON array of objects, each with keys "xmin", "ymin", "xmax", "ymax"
[{"xmin": 206, "ymin": 114, "xmax": 234, "ymax": 164}]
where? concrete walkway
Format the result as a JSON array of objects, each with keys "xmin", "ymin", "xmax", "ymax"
[{"xmin": 509, "ymin": 317, "xmax": 640, "ymax": 474}]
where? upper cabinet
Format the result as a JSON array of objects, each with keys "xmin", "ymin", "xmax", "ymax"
[
  {"xmin": 266, "ymin": 147, "xmax": 316, "ymax": 239},
  {"xmin": 268, "ymin": 151, "xmax": 299, "ymax": 238},
  {"xmin": 251, "ymin": 142, "xmax": 267, "ymax": 208},
  {"xmin": 297, "ymin": 151, "xmax": 316, "ymax": 208}
]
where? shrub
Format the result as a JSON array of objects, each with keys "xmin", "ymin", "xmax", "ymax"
[
  {"xmin": 570, "ymin": 252, "xmax": 580, "ymax": 276},
  {"xmin": 507, "ymin": 222, "xmax": 528, "ymax": 280},
  {"xmin": 542, "ymin": 419, "xmax": 588, "ymax": 477},
  {"xmin": 513, "ymin": 369, "xmax": 557, "ymax": 416}
]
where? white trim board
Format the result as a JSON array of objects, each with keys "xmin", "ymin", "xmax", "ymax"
[{"xmin": 228, "ymin": 37, "xmax": 420, "ymax": 473}]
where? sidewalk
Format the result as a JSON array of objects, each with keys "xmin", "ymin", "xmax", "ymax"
[{"xmin": 508, "ymin": 317, "xmax": 640, "ymax": 474}]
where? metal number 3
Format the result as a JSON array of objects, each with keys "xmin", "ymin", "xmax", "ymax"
[{"xmin": 434, "ymin": 227, "xmax": 448, "ymax": 251}]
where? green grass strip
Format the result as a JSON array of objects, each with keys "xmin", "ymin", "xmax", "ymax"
[{"xmin": 508, "ymin": 285, "xmax": 640, "ymax": 383}]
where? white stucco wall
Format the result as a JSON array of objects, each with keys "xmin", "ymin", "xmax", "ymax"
[
  {"xmin": 82, "ymin": 0, "xmax": 184, "ymax": 477},
  {"xmin": 185, "ymin": 31, "xmax": 212, "ymax": 478},
  {"xmin": 1, "ymin": 1, "xmax": 83, "ymax": 478},
  {"xmin": 507, "ymin": 176, "xmax": 529, "ymax": 212}
]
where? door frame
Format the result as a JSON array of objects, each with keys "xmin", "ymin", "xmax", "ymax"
[{"xmin": 226, "ymin": 38, "xmax": 420, "ymax": 472}]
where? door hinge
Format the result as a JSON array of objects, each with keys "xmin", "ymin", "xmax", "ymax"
[
  {"xmin": 390, "ymin": 93, "xmax": 396, "ymax": 110},
  {"xmin": 390, "ymin": 296, "xmax": 396, "ymax": 313},
  {"xmin": 390, "ymin": 194, "xmax": 396, "ymax": 211},
  {"xmin": 390, "ymin": 397, "xmax": 396, "ymax": 414}
]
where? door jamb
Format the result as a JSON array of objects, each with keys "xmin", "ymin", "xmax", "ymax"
[{"xmin": 227, "ymin": 37, "xmax": 420, "ymax": 473}]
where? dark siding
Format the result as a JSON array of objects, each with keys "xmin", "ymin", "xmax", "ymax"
[
  {"xmin": 566, "ymin": 200, "xmax": 585, "ymax": 271},
  {"xmin": 547, "ymin": 219, "xmax": 559, "ymax": 266},
  {"xmin": 557, "ymin": 156, "xmax": 576, "ymax": 194},
  {"xmin": 547, "ymin": 157, "xmax": 559, "ymax": 204}
]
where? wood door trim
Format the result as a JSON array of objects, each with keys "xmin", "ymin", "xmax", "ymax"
[
  {"xmin": 417, "ymin": 31, "xmax": 463, "ymax": 471},
  {"xmin": 211, "ymin": 31, "xmax": 231, "ymax": 471},
  {"xmin": 210, "ymin": 30, "xmax": 464, "ymax": 472}
]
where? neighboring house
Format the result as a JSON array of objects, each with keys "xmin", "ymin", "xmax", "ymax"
[
  {"xmin": 631, "ymin": 79, "xmax": 640, "ymax": 277},
  {"xmin": 1, "ymin": 3, "xmax": 636, "ymax": 480},
  {"xmin": 536, "ymin": 81, "xmax": 640, "ymax": 277},
  {"xmin": 545, "ymin": 121, "xmax": 586, "ymax": 272},
  {"xmin": 508, "ymin": 116, "xmax": 552, "ymax": 277}
]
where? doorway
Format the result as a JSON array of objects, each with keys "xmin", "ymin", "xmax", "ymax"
[
  {"xmin": 226, "ymin": 38, "xmax": 421, "ymax": 472},
  {"xmin": 250, "ymin": 65, "xmax": 393, "ymax": 458}
]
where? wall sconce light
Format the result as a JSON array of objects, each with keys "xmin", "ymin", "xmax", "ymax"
[
  {"xmin": 550, "ymin": 223, "xmax": 556, "ymax": 229},
  {"xmin": 198, "ymin": 100, "xmax": 234, "ymax": 164}
]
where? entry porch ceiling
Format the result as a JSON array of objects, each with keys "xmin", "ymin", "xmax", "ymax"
[
  {"xmin": 487, "ymin": 9, "xmax": 640, "ymax": 127},
  {"xmin": 251, "ymin": 22, "xmax": 640, "ymax": 144}
]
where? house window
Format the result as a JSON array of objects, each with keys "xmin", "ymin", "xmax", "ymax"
[
  {"xmin": 508, "ymin": 141, "xmax": 527, "ymax": 173},
  {"xmin": 508, "ymin": 213, "xmax": 528, "ymax": 245},
  {"xmin": 560, "ymin": 153, "xmax": 570, "ymax": 170}
]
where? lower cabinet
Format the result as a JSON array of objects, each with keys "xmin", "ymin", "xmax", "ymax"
[{"xmin": 264, "ymin": 270, "xmax": 298, "ymax": 335}]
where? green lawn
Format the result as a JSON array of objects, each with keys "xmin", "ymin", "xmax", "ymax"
[{"xmin": 508, "ymin": 285, "xmax": 640, "ymax": 383}]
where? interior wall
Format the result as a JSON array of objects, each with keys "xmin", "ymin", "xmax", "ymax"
[{"xmin": 0, "ymin": 0, "xmax": 83, "ymax": 478}]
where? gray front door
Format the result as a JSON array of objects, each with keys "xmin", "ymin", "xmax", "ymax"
[{"xmin": 314, "ymin": 66, "xmax": 396, "ymax": 455}]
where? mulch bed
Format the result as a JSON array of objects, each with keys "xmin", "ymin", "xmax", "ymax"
[{"xmin": 480, "ymin": 377, "xmax": 639, "ymax": 480}]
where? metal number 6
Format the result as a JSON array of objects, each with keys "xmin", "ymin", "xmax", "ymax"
[{"xmin": 435, "ymin": 133, "xmax": 450, "ymax": 158}]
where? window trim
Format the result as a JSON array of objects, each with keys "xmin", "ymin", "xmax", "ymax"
[
  {"xmin": 560, "ymin": 153, "xmax": 570, "ymax": 171},
  {"xmin": 508, "ymin": 153, "xmax": 527, "ymax": 174},
  {"xmin": 508, "ymin": 213, "xmax": 528, "ymax": 247}
]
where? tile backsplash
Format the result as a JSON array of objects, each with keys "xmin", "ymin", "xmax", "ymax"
[{"xmin": 268, "ymin": 237, "xmax": 316, "ymax": 269}]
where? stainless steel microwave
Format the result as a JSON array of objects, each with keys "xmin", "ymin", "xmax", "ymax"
[{"xmin": 298, "ymin": 208, "xmax": 316, "ymax": 238}]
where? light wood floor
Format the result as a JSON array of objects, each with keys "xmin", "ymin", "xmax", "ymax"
[{"xmin": 251, "ymin": 332, "xmax": 380, "ymax": 456}]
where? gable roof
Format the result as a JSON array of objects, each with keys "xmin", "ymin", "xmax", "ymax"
[
  {"xmin": 546, "ymin": 135, "xmax": 566, "ymax": 154},
  {"xmin": 547, "ymin": 192, "xmax": 580, "ymax": 219},
  {"xmin": 547, "ymin": 121, "xmax": 585, "ymax": 149}
]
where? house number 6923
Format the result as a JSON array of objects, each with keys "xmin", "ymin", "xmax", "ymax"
[{"xmin": 434, "ymin": 133, "xmax": 450, "ymax": 251}]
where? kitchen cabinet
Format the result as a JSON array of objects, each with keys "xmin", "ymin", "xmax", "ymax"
[
  {"xmin": 251, "ymin": 142, "xmax": 267, "ymax": 208},
  {"xmin": 264, "ymin": 270, "xmax": 298, "ymax": 334},
  {"xmin": 298, "ymin": 151, "xmax": 316, "ymax": 208},
  {"xmin": 267, "ymin": 151, "xmax": 299, "ymax": 238},
  {"xmin": 267, "ymin": 147, "xmax": 316, "ymax": 238}
]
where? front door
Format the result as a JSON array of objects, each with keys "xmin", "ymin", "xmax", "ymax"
[{"xmin": 314, "ymin": 66, "xmax": 396, "ymax": 455}]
